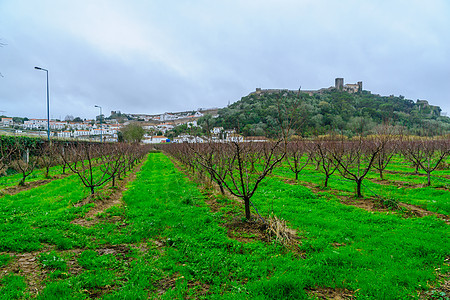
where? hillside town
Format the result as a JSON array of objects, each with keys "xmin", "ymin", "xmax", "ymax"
[{"xmin": 0, "ymin": 108, "xmax": 255, "ymax": 144}]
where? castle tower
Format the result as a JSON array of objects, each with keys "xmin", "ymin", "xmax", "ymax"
[
  {"xmin": 335, "ymin": 78, "xmax": 344, "ymax": 90},
  {"xmin": 357, "ymin": 81, "xmax": 363, "ymax": 92}
]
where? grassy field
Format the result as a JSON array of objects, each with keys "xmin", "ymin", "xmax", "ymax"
[
  {"xmin": 0, "ymin": 152, "xmax": 448, "ymax": 299},
  {"xmin": 275, "ymin": 155, "xmax": 450, "ymax": 215}
]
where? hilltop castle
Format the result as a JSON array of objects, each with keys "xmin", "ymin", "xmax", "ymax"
[
  {"xmin": 252, "ymin": 78, "xmax": 363, "ymax": 96},
  {"xmin": 334, "ymin": 78, "xmax": 363, "ymax": 93}
]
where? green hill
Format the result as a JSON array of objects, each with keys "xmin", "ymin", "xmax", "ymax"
[{"xmin": 209, "ymin": 89, "xmax": 450, "ymax": 137}]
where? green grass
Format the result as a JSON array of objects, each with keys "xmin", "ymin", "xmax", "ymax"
[
  {"xmin": 276, "ymin": 154, "xmax": 450, "ymax": 215},
  {"xmin": 0, "ymin": 274, "xmax": 27, "ymax": 300},
  {"xmin": 250, "ymin": 177, "xmax": 449, "ymax": 298},
  {"xmin": 0, "ymin": 254, "xmax": 11, "ymax": 268},
  {"xmin": 0, "ymin": 172, "xmax": 97, "ymax": 252},
  {"xmin": 0, "ymin": 152, "xmax": 448, "ymax": 299},
  {"xmin": 110, "ymin": 153, "xmax": 450, "ymax": 299}
]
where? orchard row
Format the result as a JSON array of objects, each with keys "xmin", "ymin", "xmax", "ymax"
[
  {"xmin": 0, "ymin": 137, "xmax": 151, "ymax": 195},
  {"xmin": 158, "ymin": 135, "xmax": 449, "ymax": 219}
]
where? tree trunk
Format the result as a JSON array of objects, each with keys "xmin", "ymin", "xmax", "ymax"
[
  {"xmin": 112, "ymin": 174, "xmax": 116, "ymax": 187},
  {"xmin": 427, "ymin": 172, "xmax": 431, "ymax": 186},
  {"xmin": 356, "ymin": 179, "xmax": 362, "ymax": 198},
  {"xmin": 90, "ymin": 186, "xmax": 95, "ymax": 195},
  {"xmin": 244, "ymin": 197, "xmax": 251, "ymax": 220},
  {"xmin": 295, "ymin": 172, "xmax": 299, "ymax": 180},
  {"xmin": 379, "ymin": 169, "xmax": 383, "ymax": 180},
  {"xmin": 218, "ymin": 182, "xmax": 225, "ymax": 194},
  {"xmin": 324, "ymin": 174, "xmax": 329, "ymax": 187}
]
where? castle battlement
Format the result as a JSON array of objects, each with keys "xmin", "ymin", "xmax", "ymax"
[{"xmin": 252, "ymin": 78, "xmax": 362, "ymax": 96}]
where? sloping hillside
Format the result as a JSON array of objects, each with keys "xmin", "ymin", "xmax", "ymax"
[{"xmin": 211, "ymin": 89, "xmax": 450, "ymax": 137}]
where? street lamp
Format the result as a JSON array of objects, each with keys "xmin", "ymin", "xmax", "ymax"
[
  {"xmin": 34, "ymin": 66, "xmax": 50, "ymax": 141},
  {"xmin": 94, "ymin": 105, "xmax": 102, "ymax": 142}
]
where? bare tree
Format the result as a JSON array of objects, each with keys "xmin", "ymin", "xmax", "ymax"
[
  {"xmin": 188, "ymin": 142, "xmax": 230, "ymax": 194},
  {"xmin": 100, "ymin": 144, "xmax": 126, "ymax": 188},
  {"xmin": 372, "ymin": 125, "xmax": 401, "ymax": 180},
  {"xmin": 58, "ymin": 145, "xmax": 70, "ymax": 175},
  {"xmin": 403, "ymin": 137, "xmax": 449, "ymax": 186},
  {"xmin": 60, "ymin": 143, "xmax": 120, "ymax": 195},
  {"xmin": 314, "ymin": 139, "xmax": 340, "ymax": 187},
  {"xmin": 38, "ymin": 143, "xmax": 58, "ymax": 178},
  {"xmin": 203, "ymin": 141, "xmax": 285, "ymax": 220},
  {"xmin": 0, "ymin": 138, "xmax": 15, "ymax": 176},
  {"xmin": 11, "ymin": 144, "xmax": 40, "ymax": 186},
  {"xmin": 285, "ymin": 139, "xmax": 312, "ymax": 180},
  {"xmin": 333, "ymin": 137, "xmax": 382, "ymax": 198}
]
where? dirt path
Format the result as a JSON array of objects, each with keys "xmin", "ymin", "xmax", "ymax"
[{"xmin": 1, "ymin": 178, "xmax": 52, "ymax": 196}]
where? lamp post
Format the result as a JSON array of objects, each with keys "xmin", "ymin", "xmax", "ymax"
[
  {"xmin": 94, "ymin": 105, "xmax": 102, "ymax": 142},
  {"xmin": 34, "ymin": 66, "xmax": 50, "ymax": 141}
]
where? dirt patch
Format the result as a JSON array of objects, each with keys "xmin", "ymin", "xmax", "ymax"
[
  {"xmin": 155, "ymin": 272, "xmax": 183, "ymax": 296},
  {"xmin": 202, "ymin": 191, "xmax": 224, "ymax": 213},
  {"xmin": 64, "ymin": 249, "xmax": 84, "ymax": 276},
  {"xmin": 0, "ymin": 246, "xmax": 88, "ymax": 297},
  {"xmin": 399, "ymin": 203, "xmax": 450, "ymax": 223},
  {"xmin": 0, "ymin": 248, "xmax": 52, "ymax": 295},
  {"xmin": 384, "ymin": 170, "xmax": 427, "ymax": 176},
  {"xmin": 330, "ymin": 191, "xmax": 449, "ymax": 223},
  {"xmin": 83, "ymin": 285, "xmax": 117, "ymax": 299},
  {"xmin": 281, "ymin": 177, "xmax": 299, "ymax": 186},
  {"xmin": 96, "ymin": 244, "xmax": 132, "ymax": 261},
  {"xmin": 367, "ymin": 178, "xmax": 427, "ymax": 189},
  {"xmin": 223, "ymin": 217, "xmax": 269, "ymax": 243},
  {"xmin": 281, "ymin": 178, "xmax": 390, "ymax": 214},
  {"xmin": 339, "ymin": 196, "xmax": 392, "ymax": 213},
  {"xmin": 131, "ymin": 241, "xmax": 151, "ymax": 254},
  {"xmin": 186, "ymin": 280, "xmax": 211, "ymax": 297},
  {"xmin": 1, "ymin": 179, "xmax": 53, "ymax": 196},
  {"xmin": 306, "ymin": 287, "xmax": 355, "ymax": 299},
  {"xmin": 155, "ymin": 272, "xmax": 211, "ymax": 297},
  {"xmin": 419, "ymin": 257, "xmax": 450, "ymax": 299}
]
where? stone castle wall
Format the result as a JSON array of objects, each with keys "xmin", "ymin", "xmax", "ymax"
[{"xmin": 252, "ymin": 78, "xmax": 362, "ymax": 96}]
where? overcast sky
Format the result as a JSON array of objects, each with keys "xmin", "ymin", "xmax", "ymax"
[{"xmin": 1, "ymin": 0, "xmax": 449, "ymax": 120}]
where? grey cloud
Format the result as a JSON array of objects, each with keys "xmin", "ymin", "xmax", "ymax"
[{"xmin": 1, "ymin": 0, "xmax": 449, "ymax": 120}]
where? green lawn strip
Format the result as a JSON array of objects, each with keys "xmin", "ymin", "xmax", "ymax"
[{"xmin": 249, "ymin": 177, "xmax": 450, "ymax": 299}]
